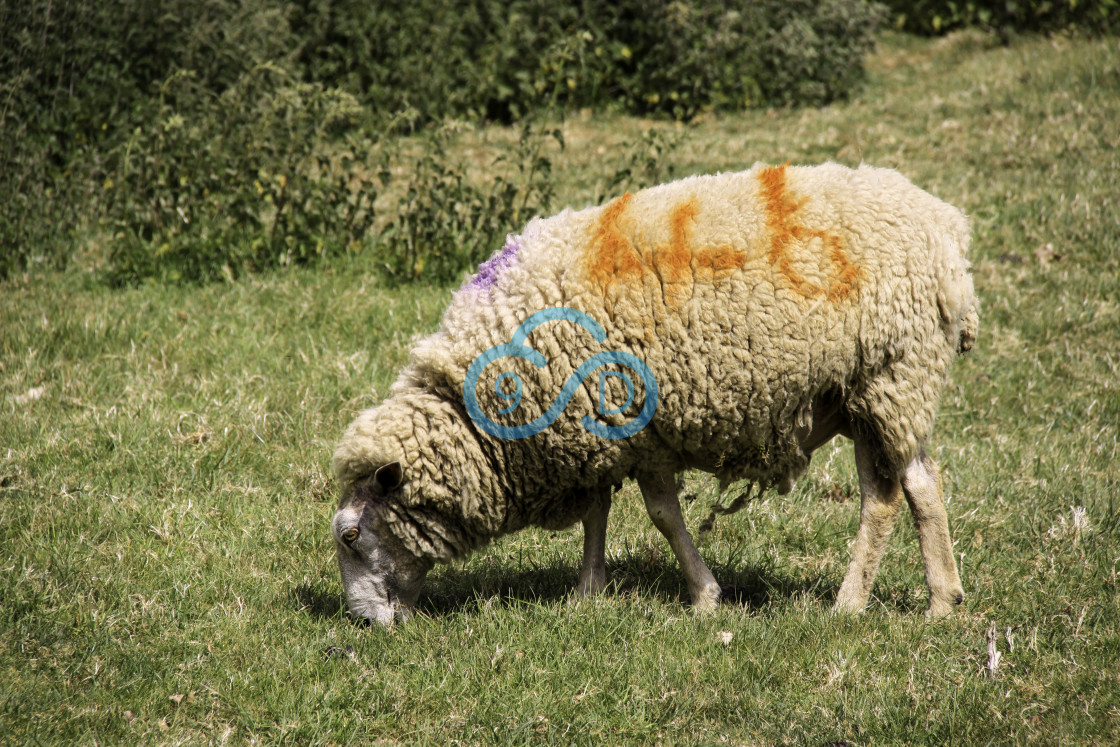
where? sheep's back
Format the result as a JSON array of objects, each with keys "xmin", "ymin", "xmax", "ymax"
[{"xmin": 406, "ymin": 162, "xmax": 973, "ymax": 501}]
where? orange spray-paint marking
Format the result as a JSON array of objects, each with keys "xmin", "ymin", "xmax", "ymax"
[
  {"xmin": 658, "ymin": 199, "xmax": 749, "ymax": 306},
  {"xmin": 661, "ymin": 200, "xmax": 698, "ymax": 283},
  {"xmin": 586, "ymin": 193, "xmax": 643, "ymax": 295},
  {"xmin": 757, "ymin": 164, "xmax": 861, "ymax": 301},
  {"xmin": 649, "ymin": 200, "xmax": 698, "ymax": 307},
  {"xmin": 586, "ymin": 194, "xmax": 747, "ymax": 308}
]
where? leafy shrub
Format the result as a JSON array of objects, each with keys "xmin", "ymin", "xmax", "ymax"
[
  {"xmin": 607, "ymin": 1, "xmax": 765, "ymax": 120},
  {"xmin": 294, "ymin": 0, "xmax": 887, "ymax": 125},
  {"xmin": 0, "ymin": 131, "xmax": 83, "ymax": 278},
  {"xmin": 102, "ymin": 67, "xmax": 384, "ymax": 285},
  {"xmin": 375, "ymin": 122, "xmax": 563, "ymax": 285},
  {"xmin": 0, "ymin": 0, "xmax": 295, "ymax": 137},
  {"xmin": 757, "ymin": 0, "xmax": 889, "ymax": 107},
  {"xmin": 377, "ymin": 124, "xmax": 687, "ymax": 286},
  {"xmin": 881, "ymin": 0, "xmax": 1120, "ymax": 35},
  {"xmin": 0, "ymin": 0, "xmax": 302, "ymax": 279}
]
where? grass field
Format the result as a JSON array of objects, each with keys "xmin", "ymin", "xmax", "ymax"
[{"xmin": 3, "ymin": 30, "xmax": 1119, "ymax": 744}]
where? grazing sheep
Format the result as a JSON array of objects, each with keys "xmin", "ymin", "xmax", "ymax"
[{"xmin": 332, "ymin": 162, "xmax": 977, "ymax": 625}]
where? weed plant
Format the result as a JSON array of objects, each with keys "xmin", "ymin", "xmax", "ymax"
[
  {"xmin": 374, "ymin": 120, "xmax": 564, "ymax": 285},
  {"xmin": 373, "ymin": 122, "xmax": 684, "ymax": 285}
]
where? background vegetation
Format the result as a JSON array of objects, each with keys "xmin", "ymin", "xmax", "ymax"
[
  {"xmin": 2, "ymin": 0, "xmax": 887, "ymax": 283},
  {"xmin": 3, "ymin": 2, "xmax": 1120, "ymax": 744},
  {"xmin": 882, "ymin": 0, "xmax": 1119, "ymax": 35},
  {"xmin": 5, "ymin": 0, "xmax": 1112, "ymax": 285}
]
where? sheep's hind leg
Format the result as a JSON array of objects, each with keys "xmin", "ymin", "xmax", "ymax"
[
  {"xmin": 835, "ymin": 436, "xmax": 905, "ymax": 613},
  {"xmin": 575, "ymin": 486, "xmax": 611, "ymax": 597},
  {"xmin": 637, "ymin": 472, "xmax": 721, "ymax": 612},
  {"xmin": 902, "ymin": 450, "xmax": 964, "ymax": 617}
]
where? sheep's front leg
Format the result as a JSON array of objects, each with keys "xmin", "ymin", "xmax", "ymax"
[
  {"xmin": 575, "ymin": 486, "xmax": 611, "ymax": 597},
  {"xmin": 637, "ymin": 472, "xmax": 721, "ymax": 612},
  {"xmin": 902, "ymin": 450, "xmax": 964, "ymax": 617},
  {"xmin": 835, "ymin": 436, "xmax": 905, "ymax": 613}
]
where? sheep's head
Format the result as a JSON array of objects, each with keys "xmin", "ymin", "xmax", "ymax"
[
  {"xmin": 332, "ymin": 461, "xmax": 433, "ymax": 626},
  {"xmin": 332, "ymin": 392, "xmax": 485, "ymax": 625}
]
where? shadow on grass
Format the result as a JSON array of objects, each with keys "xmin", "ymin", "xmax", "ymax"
[
  {"xmin": 413, "ymin": 555, "xmax": 826, "ymax": 620},
  {"xmin": 712, "ymin": 563, "xmax": 827, "ymax": 610},
  {"xmin": 292, "ymin": 582, "xmax": 346, "ymax": 620},
  {"xmin": 295, "ymin": 563, "xmax": 923, "ymax": 623}
]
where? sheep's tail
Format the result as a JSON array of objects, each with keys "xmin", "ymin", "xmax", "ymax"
[
  {"xmin": 697, "ymin": 481, "xmax": 763, "ymax": 537},
  {"xmin": 935, "ymin": 213, "xmax": 979, "ymax": 356},
  {"xmin": 958, "ymin": 301, "xmax": 979, "ymax": 354}
]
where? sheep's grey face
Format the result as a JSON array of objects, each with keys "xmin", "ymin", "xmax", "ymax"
[{"xmin": 332, "ymin": 462, "xmax": 431, "ymax": 626}]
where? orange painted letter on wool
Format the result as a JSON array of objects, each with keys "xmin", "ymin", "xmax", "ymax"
[
  {"xmin": 586, "ymin": 193, "xmax": 748, "ymax": 308},
  {"xmin": 757, "ymin": 164, "xmax": 861, "ymax": 302},
  {"xmin": 586, "ymin": 193, "xmax": 643, "ymax": 296}
]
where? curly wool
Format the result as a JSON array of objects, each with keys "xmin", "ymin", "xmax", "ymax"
[{"xmin": 334, "ymin": 162, "xmax": 977, "ymax": 563}]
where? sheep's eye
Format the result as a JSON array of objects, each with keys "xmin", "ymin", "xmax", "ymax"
[{"xmin": 341, "ymin": 527, "xmax": 359, "ymax": 543}]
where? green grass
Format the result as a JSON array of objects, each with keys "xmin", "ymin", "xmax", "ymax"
[{"xmin": 3, "ymin": 30, "xmax": 1120, "ymax": 744}]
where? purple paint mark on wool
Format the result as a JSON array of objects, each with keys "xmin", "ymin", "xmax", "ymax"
[{"xmin": 469, "ymin": 235, "xmax": 522, "ymax": 291}]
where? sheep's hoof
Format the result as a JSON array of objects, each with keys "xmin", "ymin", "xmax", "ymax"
[
  {"xmin": 572, "ymin": 576, "xmax": 606, "ymax": 600},
  {"xmin": 832, "ymin": 590, "xmax": 868, "ymax": 615},
  {"xmin": 691, "ymin": 583, "xmax": 722, "ymax": 613},
  {"xmin": 925, "ymin": 590, "xmax": 964, "ymax": 619}
]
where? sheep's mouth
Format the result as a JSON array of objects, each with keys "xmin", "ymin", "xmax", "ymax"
[{"xmin": 347, "ymin": 595, "xmax": 412, "ymax": 627}]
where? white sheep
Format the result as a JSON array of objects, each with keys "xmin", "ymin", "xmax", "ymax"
[{"xmin": 332, "ymin": 162, "xmax": 978, "ymax": 625}]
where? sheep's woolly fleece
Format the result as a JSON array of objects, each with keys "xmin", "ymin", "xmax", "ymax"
[{"xmin": 334, "ymin": 162, "xmax": 978, "ymax": 563}]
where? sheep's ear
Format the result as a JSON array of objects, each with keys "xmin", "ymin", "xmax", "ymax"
[{"xmin": 374, "ymin": 462, "xmax": 404, "ymax": 493}]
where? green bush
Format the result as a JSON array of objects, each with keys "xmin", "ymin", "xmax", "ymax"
[
  {"xmin": 0, "ymin": 0, "xmax": 301, "ymax": 279},
  {"xmin": 102, "ymin": 67, "xmax": 383, "ymax": 285},
  {"xmin": 757, "ymin": 0, "xmax": 889, "ymax": 107},
  {"xmin": 375, "ymin": 121, "xmax": 563, "ymax": 285},
  {"xmin": 294, "ymin": 0, "xmax": 887, "ymax": 125},
  {"xmin": 0, "ymin": 0, "xmax": 295, "ymax": 136},
  {"xmin": 607, "ymin": 1, "xmax": 765, "ymax": 119},
  {"xmin": 1, "ymin": 0, "xmax": 887, "ymax": 284},
  {"xmin": 881, "ymin": 0, "xmax": 1120, "ymax": 35}
]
